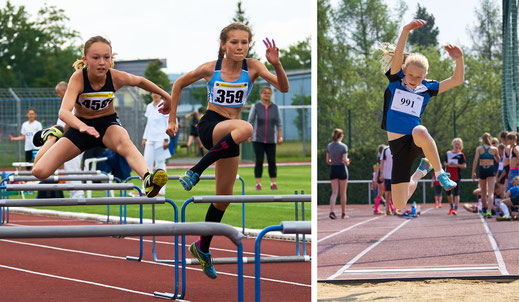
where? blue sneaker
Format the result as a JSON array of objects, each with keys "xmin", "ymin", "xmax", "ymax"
[
  {"xmin": 417, "ymin": 158, "xmax": 433, "ymax": 176},
  {"xmin": 189, "ymin": 241, "xmax": 217, "ymax": 279},
  {"xmin": 437, "ymin": 172, "xmax": 457, "ymax": 191},
  {"xmin": 179, "ymin": 170, "xmax": 200, "ymax": 191}
]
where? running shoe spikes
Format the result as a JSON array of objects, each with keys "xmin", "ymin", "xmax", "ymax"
[
  {"xmin": 143, "ymin": 169, "xmax": 168, "ymax": 198},
  {"xmin": 437, "ymin": 172, "xmax": 457, "ymax": 191},
  {"xmin": 33, "ymin": 125, "xmax": 64, "ymax": 147},
  {"xmin": 179, "ymin": 170, "xmax": 200, "ymax": 191},
  {"xmin": 417, "ymin": 158, "xmax": 434, "ymax": 176},
  {"xmin": 189, "ymin": 241, "xmax": 217, "ymax": 279}
]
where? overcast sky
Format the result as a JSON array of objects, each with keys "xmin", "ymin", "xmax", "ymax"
[{"xmin": 4, "ymin": 0, "xmax": 312, "ymax": 74}]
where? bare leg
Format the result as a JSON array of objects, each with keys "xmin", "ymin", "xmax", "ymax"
[
  {"xmin": 479, "ymin": 178, "xmax": 488, "ymax": 209},
  {"xmin": 329, "ymin": 179, "xmax": 338, "ymax": 213},
  {"xmin": 339, "ymin": 179, "xmax": 348, "ymax": 217},
  {"xmin": 487, "ymin": 177, "xmax": 497, "ymax": 209},
  {"xmin": 103, "ymin": 125, "xmax": 149, "ymax": 178},
  {"xmin": 32, "ymin": 138, "xmax": 81, "ymax": 179},
  {"xmin": 33, "ymin": 136, "xmax": 57, "ymax": 165},
  {"xmin": 412, "ymin": 126, "xmax": 443, "ymax": 172}
]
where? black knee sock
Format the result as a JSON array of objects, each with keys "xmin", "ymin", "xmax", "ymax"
[
  {"xmin": 191, "ymin": 133, "xmax": 237, "ymax": 175},
  {"xmin": 199, "ymin": 203, "xmax": 226, "ymax": 253}
]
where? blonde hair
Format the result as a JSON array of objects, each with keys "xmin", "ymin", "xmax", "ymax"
[
  {"xmin": 55, "ymin": 81, "xmax": 67, "ymax": 91},
  {"xmin": 218, "ymin": 23, "xmax": 252, "ymax": 59},
  {"xmin": 452, "ymin": 137, "xmax": 463, "ymax": 150},
  {"xmin": 481, "ymin": 132, "xmax": 492, "ymax": 145},
  {"xmin": 513, "ymin": 175, "xmax": 519, "ymax": 185},
  {"xmin": 72, "ymin": 36, "xmax": 116, "ymax": 70},
  {"xmin": 380, "ymin": 43, "xmax": 429, "ymax": 73},
  {"xmin": 377, "ymin": 144, "xmax": 386, "ymax": 157},
  {"xmin": 331, "ymin": 128, "xmax": 344, "ymax": 142}
]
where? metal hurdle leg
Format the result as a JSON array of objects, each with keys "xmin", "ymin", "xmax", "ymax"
[{"xmin": 255, "ymin": 221, "xmax": 311, "ymax": 302}]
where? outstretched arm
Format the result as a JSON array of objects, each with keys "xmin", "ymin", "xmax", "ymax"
[
  {"xmin": 166, "ymin": 62, "xmax": 213, "ymax": 137},
  {"xmin": 390, "ymin": 19, "xmax": 427, "ymax": 75},
  {"xmin": 438, "ymin": 45, "xmax": 464, "ymax": 93}
]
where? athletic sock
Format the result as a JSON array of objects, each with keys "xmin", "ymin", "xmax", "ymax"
[
  {"xmin": 199, "ymin": 203, "xmax": 226, "ymax": 253},
  {"xmin": 454, "ymin": 205, "xmax": 458, "ymax": 210},
  {"xmin": 374, "ymin": 196, "xmax": 381, "ymax": 211},
  {"xmin": 434, "ymin": 169, "xmax": 445, "ymax": 178},
  {"xmin": 191, "ymin": 133, "xmax": 237, "ymax": 175},
  {"xmin": 482, "ymin": 207, "xmax": 487, "ymax": 213},
  {"xmin": 500, "ymin": 203, "xmax": 510, "ymax": 216}
]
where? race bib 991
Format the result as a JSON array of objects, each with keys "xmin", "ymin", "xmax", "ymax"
[{"xmin": 390, "ymin": 89, "xmax": 424, "ymax": 117}]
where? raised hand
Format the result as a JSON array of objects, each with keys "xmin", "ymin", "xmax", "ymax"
[
  {"xmin": 263, "ymin": 38, "xmax": 280, "ymax": 65},
  {"xmin": 404, "ymin": 19, "xmax": 427, "ymax": 31},
  {"xmin": 444, "ymin": 44, "xmax": 463, "ymax": 59}
]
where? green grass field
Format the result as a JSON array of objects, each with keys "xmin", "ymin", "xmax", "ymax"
[{"xmin": 12, "ymin": 165, "xmax": 311, "ymax": 229}]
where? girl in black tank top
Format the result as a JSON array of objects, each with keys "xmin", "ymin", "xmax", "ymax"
[{"xmin": 32, "ymin": 36, "xmax": 172, "ymax": 198}]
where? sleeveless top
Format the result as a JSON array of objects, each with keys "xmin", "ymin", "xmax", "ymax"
[
  {"xmin": 207, "ymin": 58, "xmax": 252, "ymax": 108},
  {"xmin": 76, "ymin": 68, "xmax": 116, "ymax": 111},
  {"xmin": 480, "ymin": 145, "xmax": 494, "ymax": 160}
]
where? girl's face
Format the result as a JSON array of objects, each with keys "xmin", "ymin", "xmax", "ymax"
[
  {"xmin": 222, "ymin": 30, "xmax": 250, "ymax": 61},
  {"xmin": 151, "ymin": 92, "xmax": 161, "ymax": 103},
  {"xmin": 261, "ymin": 89, "xmax": 272, "ymax": 102},
  {"xmin": 403, "ymin": 64, "xmax": 427, "ymax": 88},
  {"xmin": 27, "ymin": 110, "xmax": 36, "ymax": 121},
  {"xmin": 452, "ymin": 140, "xmax": 462, "ymax": 151},
  {"xmin": 83, "ymin": 42, "xmax": 112, "ymax": 77}
]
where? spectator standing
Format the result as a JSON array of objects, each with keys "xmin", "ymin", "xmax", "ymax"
[
  {"xmin": 326, "ymin": 128, "xmax": 350, "ymax": 219},
  {"xmin": 248, "ymin": 87, "xmax": 283, "ymax": 190},
  {"xmin": 9, "ymin": 108, "xmax": 42, "ymax": 170}
]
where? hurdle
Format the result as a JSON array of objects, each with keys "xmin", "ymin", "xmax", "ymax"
[
  {"xmin": 1, "ymin": 174, "xmax": 124, "ymax": 224},
  {"xmin": 0, "ymin": 222, "xmax": 245, "ymax": 301},
  {"xmin": 125, "ymin": 174, "xmax": 248, "ymax": 232},
  {"xmin": 0, "ymin": 196, "xmax": 178, "ymax": 263},
  {"xmin": 254, "ymin": 221, "xmax": 311, "ymax": 302},
  {"xmin": 174, "ymin": 195, "xmax": 311, "ymax": 267},
  {"xmin": 0, "ymin": 183, "xmax": 138, "ymax": 225},
  {"xmin": 6, "ymin": 170, "xmax": 104, "ymax": 176}
]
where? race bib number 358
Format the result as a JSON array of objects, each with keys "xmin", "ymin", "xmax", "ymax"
[
  {"xmin": 211, "ymin": 81, "xmax": 248, "ymax": 106},
  {"xmin": 390, "ymin": 89, "xmax": 424, "ymax": 117}
]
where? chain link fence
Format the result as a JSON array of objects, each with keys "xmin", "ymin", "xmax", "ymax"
[{"xmin": 0, "ymin": 70, "xmax": 311, "ymax": 167}]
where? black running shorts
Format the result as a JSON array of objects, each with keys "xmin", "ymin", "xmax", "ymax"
[{"xmin": 63, "ymin": 113, "xmax": 122, "ymax": 152}]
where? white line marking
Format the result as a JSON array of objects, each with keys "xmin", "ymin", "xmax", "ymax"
[
  {"xmin": 317, "ymin": 216, "xmax": 382, "ymax": 243},
  {"xmin": 327, "ymin": 208, "xmax": 434, "ymax": 280},
  {"xmin": 340, "ymin": 266, "xmax": 500, "ymax": 274},
  {"xmin": 479, "ymin": 215, "xmax": 510, "ymax": 275},
  {"xmin": 0, "ymin": 239, "xmax": 310, "ymax": 287},
  {"xmin": 0, "ymin": 264, "xmax": 154, "ymax": 297}
]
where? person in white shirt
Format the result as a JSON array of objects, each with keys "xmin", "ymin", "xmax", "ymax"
[
  {"xmin": 142, "ymin": 91, "xmax": 171, "ymax": 195},
  {"xmin": 9, "ymin": 107, "xmax": 42, "ymax": 170}
]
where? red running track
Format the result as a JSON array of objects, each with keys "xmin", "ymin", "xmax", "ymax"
[
  {"xmin": 318, "ymin": 204, "xmax": 519, "ymax": 280},
  {"xmin": 0, "ymin": 213, "xmax": 310, "ymax": 301}
]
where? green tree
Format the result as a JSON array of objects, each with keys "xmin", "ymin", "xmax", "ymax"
[
  {"xmin": 408, "ymin": 4, "xmax": 439, "ymax": 47},
  {"xmin": 232, "ymin": 0, "xmax": 256, "ymax": 59},
  {"xmin": 264, "ymin": 37, "xmax": 311, "ymax": 71},
  {"xmin": 142, "ymin": 59, "xmax": 171, "ymax": 104},
  {"xmin": 468, "ymin": 0, "xmax": 502, "ymax": 61},
  {"xmin": 0, "ymin": 1, "xmax": 80, "ymax": 87}
]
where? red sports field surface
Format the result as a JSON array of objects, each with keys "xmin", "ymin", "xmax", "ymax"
[
  {"xmin": 318, "ymin": 204, "xmax": 519, "ymax": 281},
  {"xmin": 0, "ymin": 213, "xmax": 310, "ymax": 301}
]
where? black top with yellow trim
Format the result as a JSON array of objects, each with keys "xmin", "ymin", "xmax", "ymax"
[{"xmin": 75, "ymin": 68, "xmax": 116, "ymax": 111}]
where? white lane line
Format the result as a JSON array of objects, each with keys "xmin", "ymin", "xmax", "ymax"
[
  {"xmin": 479, "ymin": 214, "xmax": 510, "ymax": 275},
  {"xmin": 318, "ymin": 216, "xmax": 382, "ymax": 243},
  {"xmin": 340, "ymin": 266, "xmax": 500, "ymax": 274},
  {"xmin": 327, "ymin": 208, "xmax": 434, "ymax": 280},
  {"xmin": 0, "ymin": 239, "xmax": 310, "ymax": 288},
  {"xmin": 0, "ymin": 264, "xmax": 154, "ymax": 297}
]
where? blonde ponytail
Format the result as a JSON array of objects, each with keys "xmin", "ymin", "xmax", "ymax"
[{"xmin": 72, "ymin": 36, "xmax": 115, "ymax": 70}]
